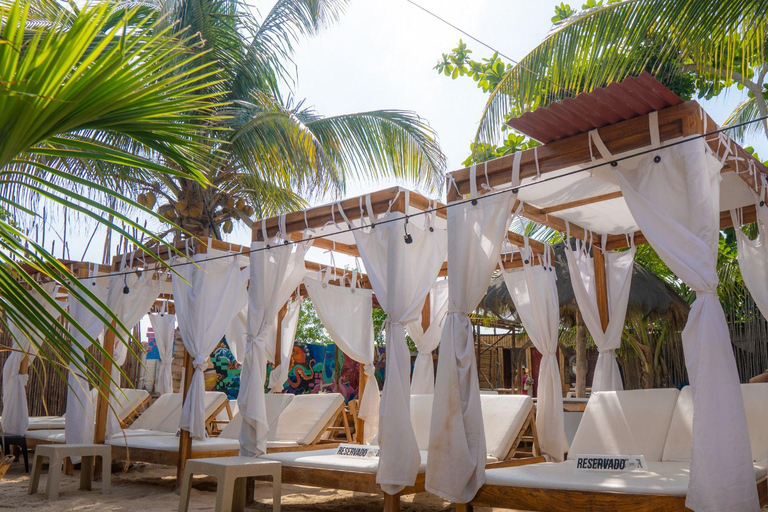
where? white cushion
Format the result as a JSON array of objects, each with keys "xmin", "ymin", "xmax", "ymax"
[
  {"xmin": 107, "ymin": 434, "xmax": 239, "ymax": 452},
  {"xmin": 129, "ymin": 393, "xmax": 181, "ymax": 431},
  {"xmin": 568, "ymin": 389, "xmax": 679, "ymax": 462},
  {"xmin": 481, "ymin": 394, "xmax": 533, "ymax": 460},
  {"xmin": 663, "ymin": 383, "xmax": 768, "ymax": 462},
  {"xmin": 219, "ymin": 394, "xmax": 294, "ymax": 440},
  {"xmin": 26, "ymin": 417, "xmax": 66, "ymax": 430},
  {"xmin": 153, "ymin": 391, "xmax": 228, "ymax": 433},
  {"xmin": 269, "ymin": 393, "xmax": 343, "ymax": 445},
  {"xmin": 26, "ymin": 429, "xmax": 66, "ymax": 442},
  {"xmin": 484, "ymin": 459, "xmax": 768, "ymax": 496},
  {"xmin": 261, "ymin": 448, "xmax": 429, "ymax": 474}
]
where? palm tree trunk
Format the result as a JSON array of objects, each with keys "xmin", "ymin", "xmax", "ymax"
[{"xmin": 575, "ymin": 313, "xmax": 588, "ymax": 398}]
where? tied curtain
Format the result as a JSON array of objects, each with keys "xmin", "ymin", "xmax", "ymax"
[
  {"xmin": 502, "ymin": 242, "xmax": 567, "ymax": 462},
  {"xmin": 239, "ymin": 240, "xmax": 307, "ymax": 457},
  {"xmin": 405, "ymin": 279, "xmax": 450, "ymax": 395},
  {"xmin": 564, "ymin": 237, "xmax": 634, "ymax": 392},
  {"xmin": 148, "ymin": 312, "xmax": 176, "ymax": 395},
  {"xmin": 305, "ymin": 276, "xmax": 379, "ymax": 442},
  {"xmin": 1, "ymin": 282, "xmax": 59, "ymax": 435},
  {"xmin": 595, "ymin": 119, "xmax": 758, "ymax": 511},
  {"xmin": 172, "ymin": 251, "xmax": 246, "ymax": 440},
  {"xmin": 426, "ymin": 187, "xmax": 516, "ymax": 504},
  {"xmin": 731, "ymin": 203, "xmax": 768, "ymax": 320},
  {"xmin": 104, "ymin": 269, "xmax": 163, "ymax": 437},
  {"xmin": 65, "ymin": 276, "xmax": 109, "ymax": 447},
  {"xmin": 353, "ymin": 208, "xmax": 447, "ymax": 495},
  {"xmin": 268, "ymin": 298, "xmax": 303, "ymax": 392}
]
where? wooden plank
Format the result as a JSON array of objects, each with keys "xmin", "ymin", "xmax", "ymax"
[
  {"xmin": 176, "ymin": 347, "xmax": 194, "ymax": 484},
  {"xmin": 539, "ymin": 191, "xmax": 624, "ymax": 215},
  {"xmin": 356, "ymin": 365, "xmax": 366, "ymax": 444},
  {"xmin": 274, "ymin": 303, "xmax": 288, "ymax": 369},
  {"xmin": 592, "ymin": 246, "xmax": 610, "ymax": 332},
  {"xmin": 93, "ymin": 320, "xmax": 117, "ymax": 446}
]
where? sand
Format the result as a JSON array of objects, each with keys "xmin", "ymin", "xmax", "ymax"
[{"xmin": 0, "ymin": 462, "xmax": 500, "ymax": 512}]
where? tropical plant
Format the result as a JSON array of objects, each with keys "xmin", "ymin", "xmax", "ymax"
[
  {"xmin": 110, "ymin": 0, "xmax": 447, "ymax": 241},
  {"xmin": 0, "ymin": 0, "xmax": 223, "ymax": 388}
]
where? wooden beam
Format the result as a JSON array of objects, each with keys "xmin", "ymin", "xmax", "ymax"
[
  {"xmin": 592, "ymin": 246, "xmax": 610, "ymax": 332},
  {"xmin": 297, "ymin": 234, "xmax": 360, "ymax": 257},
  {"xmin": 254, "ymin": 187, "xmax": 444, "ymax": 241},
  {"xmin": 356, "ymin": 364, "xmax": 366, "ymax": 444},
  {"xmin": 539, "ymin": 191, "xmax": 624, "ymax": 215},
  {"xmin": 93, "ymin": 321, "xmax": 117, "ymax": 447},
  {"xmin": 274, "ymin": 303, "xmax": 287, "ymax": 370}
]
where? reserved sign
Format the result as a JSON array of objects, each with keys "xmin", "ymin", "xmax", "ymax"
[
  {"xmin": 575, "ymin": 454, "xmax": 648, "ymax": 472},
  {"xmin": 335, "ymin": 444, "xmax": 380, "ymax": 459}
]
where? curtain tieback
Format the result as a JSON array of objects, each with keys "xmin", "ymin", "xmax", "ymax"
[
  {"xmin": 697, "ymin": 289, "xmax": 718, "ymax": 297},
  {"xmin": 597, "ymin": 348, "xmax": 617, "ymax": 355},
  {"xmin": 363, "ymin": 363, "xmax": 376, "ymax": 376},
  {"xmin": 192, "ymin": 355, "xmax": 208, "ymax": 372},
  {"xmin": 446, "ymin": 309, "xmax": 465, "ymax": 315}
]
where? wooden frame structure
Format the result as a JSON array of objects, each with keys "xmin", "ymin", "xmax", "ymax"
[
  {"xmin": 445, "ymin": 97, "xmax": 768, "ymax": 510},
  {"xmin": 253, "ymin": 186, "xmax": 550, "ymax": 511}
]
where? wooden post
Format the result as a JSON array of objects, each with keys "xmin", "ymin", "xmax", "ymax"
[
  {"xmin": 592, "ymin": 246, "xmax": 610, "ymax": 331},
  {"xmin": 421, "ymin": 293, "xmax": 430, "ymax": 332},
  {"xmin": 356, "ymin": 363, "xmax": 366, "ymax": 444},
  {"xmin": 274, "ymin": 303, "xmax": 288, "ymax": 370},
  {"xmin": 176, "ymin": 347, "xmax": 194, "ymax": 485},
  {"xmin": 93, "ymin": 321, "xmax": 117, "ymax": 446}
]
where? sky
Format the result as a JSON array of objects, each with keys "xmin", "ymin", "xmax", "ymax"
[{"xmin": 52, "ymin": 0, "xmax": 768, "ymax": 265}]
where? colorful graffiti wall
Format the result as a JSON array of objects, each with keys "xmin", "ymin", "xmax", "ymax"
[{"xmin": 209, "ymin": 339, "xmax": 385, "ymax": 402}]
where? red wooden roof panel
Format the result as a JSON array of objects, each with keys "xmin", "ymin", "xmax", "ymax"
[{"xmin": 506, "ymin": 72, "xmax": 684, "ymax": 143}]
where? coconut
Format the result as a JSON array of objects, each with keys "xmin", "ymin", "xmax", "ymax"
[
  {"xmin": 145, "ymin": 191, "xmax": 156, "ymax": 209},
  {"xmin": 223, "ymin": 220, "xmax": 234, "ymax": 233}
]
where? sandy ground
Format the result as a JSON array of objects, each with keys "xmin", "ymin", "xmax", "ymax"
[{"xmin": 0, "ymin": 462, "xmax": 504, "ymax": 512}]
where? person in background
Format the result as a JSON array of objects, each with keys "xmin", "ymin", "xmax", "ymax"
[{"xmin": 522, "ymin": 367, "xmax": 534, "ymax": 396}]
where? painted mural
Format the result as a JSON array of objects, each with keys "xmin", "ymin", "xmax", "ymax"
[{"xmin": 209, "ymin": 339, "xmax": 386, "ymax": 402}]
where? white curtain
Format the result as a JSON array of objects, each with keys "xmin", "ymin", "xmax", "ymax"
[
  {"xmin": 352, "ymin": 208, "xmax": 447, "ymax": 495},
  {"xmin": 65, "ymin": 276, "xmax": 109, "ymax": 447},
  {"xmin": 149, "ymin": 313, "xmax": 176, "ymax": 395},
  {"xmin": 224, "ymin": 306, "xmax": 248, "ymax": 364},
  {"xmin": 268, "ymin": 298, "xmax": 303, "ymax": 392},
  {"xmin": 502, "ymin": 242, "xmax": 567, "ymax": 461},
  {"xmin": 603, "ymin": 123, "xmax": 758, "ymax": 511},
  {"xmin": 564, "ymin": 238, "xmax": 634, "ymax": 392},
  {"xmin": 1, "ymin": 282, "xmax": 59, "ymax": 435},
  {"xmin": 104, "ymin": 270, "xmax": 163, "ymax": 436},
  {"xmin": 731, "ymin": 202, "xmax": 768, "ymax": 320},
  {"xmin": 172, "ymin": 251, "xmax": 246, "ymax": 439},
  {"xmin": 426, "ymin": 188, "xmax": 516, "ymax": 504},
  {"xmin": 305, "ymin": 277, "xmax": 379, "ymax": 442},
  {"xmin": 239, "ymin": 240, "xmax": 307, "ymax": 457},
  {"xmin": 405, "ymin": 279, "xmax": 449, "ymax": 395}
]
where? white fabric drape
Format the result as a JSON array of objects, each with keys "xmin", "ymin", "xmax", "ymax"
[
  {"xmin": 172, "ymin": 251, "xmax": 246, "ymax": 439},
  {"xmin": 564, "ymin": 238, "xmax": 634, "ymax": 392},
  {"xmin": 149, "ymin": 313, "xmax": 176, "ymax": 394},
  {"xmin": 224, "ymin": 306, "xmax": 248, "ymax": 364},
  {"xmin": 731, "ymin": 201, "xmax": 768, "ymax": 321},
  {"xmin": 305, "ymin": 277, "xmax": 380, "ymax": 442},
  {"xmin": 603, "ymin": 123, "xmax": 758, "ymax": 511},
  {"xmin": 239, "ymin": 240, "xmax": 307, "ymax": 457},
  {"xmin": 268, "ymin": 298, "xmax": 303, "ymax": 392},
  {"xmin": 65, "ymin": 276, "xmax": 109, "ymax": 446},
  {"xmin": 352, "ymin": 208, "xmax": 447, "ymax": 495},
  {"xmin": 426, "ymin": 188, "xmax": 516, "ymax": 504},
  {"xmin": 104, "ymin": 270, "xmax": 163, "ymax": 436},
  {"xmin": 405, "ymin": 279, "xmax": 449, "ymax": 395},
  {"xmin": 502, "ymin": 243, "xmax": 567, "ymax": 461},
  {"xmin": 1, "ymin": 282, "xmax": 59, "ymax": 435}
]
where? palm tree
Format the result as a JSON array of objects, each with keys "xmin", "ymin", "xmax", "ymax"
[
  {"xmin": 120, "ymin": 0, "xmax": 447, "ymax": 241},
  {"xmin": 1, "ymin": 0, "xmax": 223, "ymax": 385},
  {"xmin": 473, "ymin": 0, "xmax": 768, "ymax": 146}
]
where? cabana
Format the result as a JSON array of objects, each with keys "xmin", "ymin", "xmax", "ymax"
[
  {"xmin": 430, "ymin": 73, "xmax": 768, "ymax": 511},
  {"xmin": 245, "ymin": 187, "xmax": 550, "ymax": 511}
]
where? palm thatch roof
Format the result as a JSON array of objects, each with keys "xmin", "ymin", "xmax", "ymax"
[{"xmin": 481, "ymin": 242, "xmax": 689, "ymax": 328}]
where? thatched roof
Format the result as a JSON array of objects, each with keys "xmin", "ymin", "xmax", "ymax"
[{"xmin": 481, "ymin": 242, "xmax": 689, "ymax": 328}]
